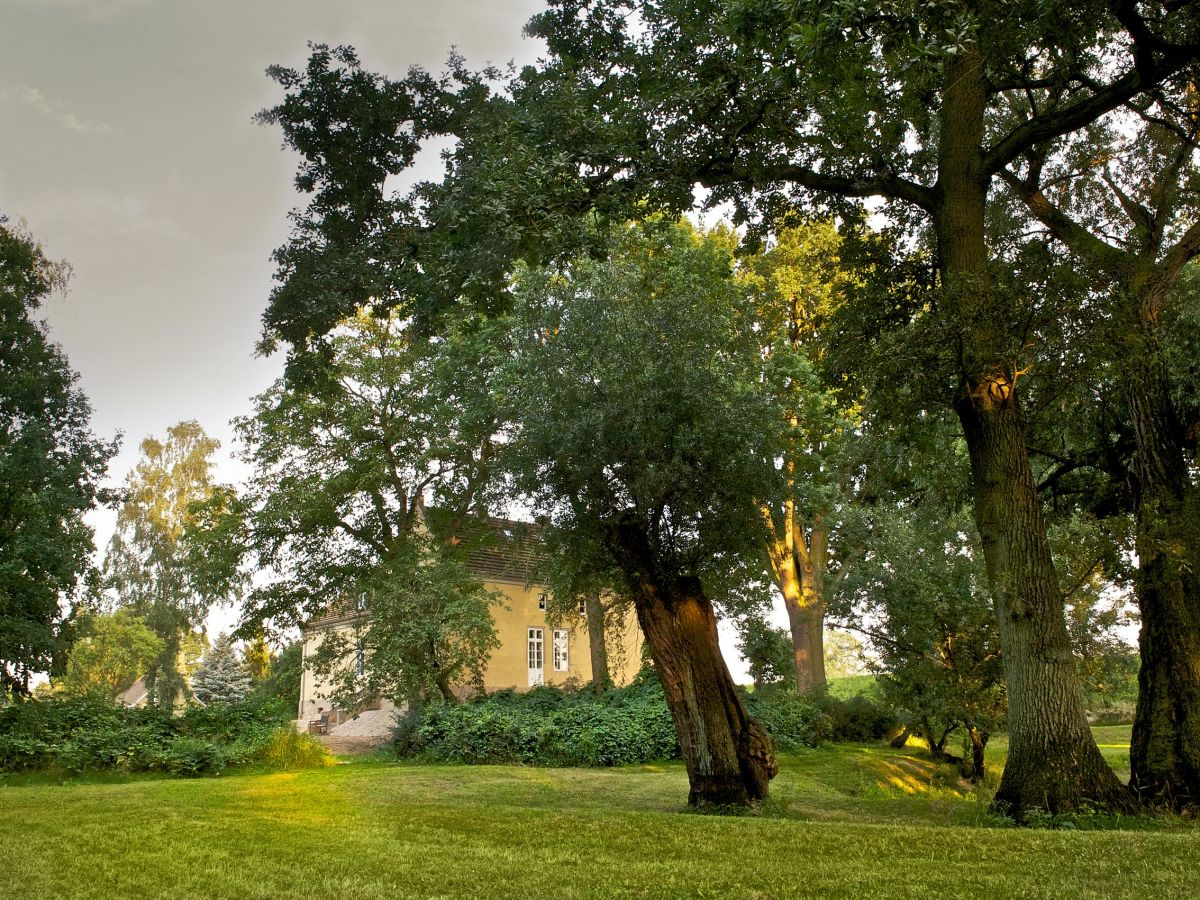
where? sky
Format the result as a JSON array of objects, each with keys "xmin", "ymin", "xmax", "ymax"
[{"xmin": 1, "ymin": 0, "xmax": 772, "ymax": 675}]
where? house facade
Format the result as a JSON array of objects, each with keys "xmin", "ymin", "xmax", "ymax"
[{"xmin": 297, "ymin": 517, "xmax": 644, "ymax": 724}]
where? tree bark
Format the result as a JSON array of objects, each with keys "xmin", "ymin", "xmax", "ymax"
[
  {"xmin": 964, "ymin": 726, "xmax": 989, "ymax": 783},
  {"xmin": 584, "ymin": 590, "xmax": 612, "ymax": 695},
  {"xmin": 608, "ymin": 517, "xmax": 777, "ymax": 806},
  {"xmin": 940, "ymin": 45, "xmax": 1127, "ymax": 818},
  {"xmin": 1122, "ymin": 282, "xmax": 1200, "ymax": 807},
  {"xmin": 762, "ymin": 507, "xmax": 828, "ymax": 692}
]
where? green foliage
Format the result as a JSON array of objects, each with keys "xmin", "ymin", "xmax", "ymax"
[
  {"xmin": 396, "ymin": 674, "xmax": 867, "ymax": 767},
  {"xmin": 0, "ymin": 220, "xmax": 117, "ymax": 694},
  {"xmin": 0, "ymin": 694, "xmax": 315, "ymax": 776},
  {"xmin": 503, "ymin": 219, "xmax": 783, "ymax": 580},
  {"xmin": 251, "ymin": 641, "xmax": 304, "ymax": 711},
  {"xmin": 255, "ymin": 728, "xmax": 332, "ymax": 772},
  {"xmin": 192, "ymin": 632, "xmax": 253, "ymax": 706},
  {"xmin": 57, "ymin": 610, "xmax": 164, "ymax": 700},
  {"xmin": 195, "ymin": 308, "xmax": 503, "ymax": 704},
  {"xmin": 405, "ymin": 678, "xmax": 681, "ymax": 767},
  {"xmin": 811, "ymin": 693, "xmax": 901, "ymax": 744},
  {"xmin": 735, "ymin": 615, "xmax": 795, "ymax": 690},
  {"xmin": 104, "ymin": 421, "xmax": 230, "ymax": 708}
]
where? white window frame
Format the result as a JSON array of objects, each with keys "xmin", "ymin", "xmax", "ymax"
[
  {"xmin": 553, "ymin": 629, "xmax": 570, "ymax": 672},
  {"xmin": 527, "ymin": 627, "xmax": 544, "ymax": 686}
]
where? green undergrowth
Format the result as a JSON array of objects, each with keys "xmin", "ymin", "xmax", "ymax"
[
  {"xmin": 0, "ymin": 695, "xmax": 331, "ymax": 778},
  {"xmin": 4, "ymin": 736, "xmax": 1194, "ymax": 899},
  {"xmin": 395, "ymin": 676, "xmax": 898, "ymax": 767}
]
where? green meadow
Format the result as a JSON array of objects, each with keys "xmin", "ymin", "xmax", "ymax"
[{"xmin": 5, "ymin": 725, "xmax": 1196, "ymax": 899}]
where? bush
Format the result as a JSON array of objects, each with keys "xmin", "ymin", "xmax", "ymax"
[
  {"xmin": 254, "ymin": 728, "xmax": 332, "ymax": 771},
  {"xmin": 0, "ymin": 694, "xmax": 305, "ymax": 777},
  {"xmin": 395, "ymin": 674, "xmax": 842, "ymax": 767},
  {"xmin": 813, "ymin": 693, "xmax": 900, "ymax": 743}
]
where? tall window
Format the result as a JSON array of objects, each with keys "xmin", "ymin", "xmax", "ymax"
[
  {"xmin": 527, "ymin": 627, "xmax": 544, "ymax": 685},
  {"xmin": 538, "ymin": 593, "xmax": 547, "ymax": 610},
  {"xmin": 553, "ymin": 629, "xmax": 569, "ymax": 672},
  {"xmin": 354, "ymin": 640, "xmax": 365, "ymax": 677}
]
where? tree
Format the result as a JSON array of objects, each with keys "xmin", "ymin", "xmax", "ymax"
[
  {"xmin": 836, "ymin": 501, "xmax": 1005, "ymax": 783},
  {"xmin": 252, "ymin": 640, "xmax": 305, "ymax": 712},
  {"xmin": 735, "ymin": 614, "xmax": 796, "ymax": 691},
  {"xmin": 189, "ymin": 308, "xmax": 505, "ymax": 707},
  {"xmin": 57, "ymin": 610, "xmax": 163, "ymax": 700},
  {"xmin": 192, "ymin": 632, "xmax": 253, "ymax": 705},
  {"xmin": 999, "ymin": 94, "xmax": 1200, "ymax": 806},
  {"xmin": 502, "ymin": 220, "xmax": 781, "ymax": 806},
  {"xmin": 0, "ymin": 218, "xmax": 117, "ymax": 694},
  {"xmin": 256, "ymin": 2, "xmax": 1200, "ymax": 814},
  {"xmin": 105, "ymin": 421, "xmax": 229, "ymax": 708},
  {"xmin": 823, "ymin": 630, "xmax": 866, "ymax": 681},
  {"xmin": 744, "ymin": 220, "xmax": 868, "ymax": 692},
  {"xmin": 243, "ymin": 630, "xmax": 272, "ymax": 683}
]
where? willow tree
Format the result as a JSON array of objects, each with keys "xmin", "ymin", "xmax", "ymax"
[{"xmin": 503, "ymin": 221, "xmax": 781, "ymax": 806}]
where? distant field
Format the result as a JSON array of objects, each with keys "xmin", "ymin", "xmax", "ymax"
[{"xmin": 4, "ymin": 725, "xmax": 1192, "ymax": 899}]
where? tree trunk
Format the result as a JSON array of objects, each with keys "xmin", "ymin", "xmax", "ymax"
[
  {"xmin": 584, "ymin": 590, "xmax": 612, "ymax": 694},
  {"xmin": 762, "ymin": 508, "xmax": 828, "ymax": 692},
  {"xmin": 957, "ymin": 390, "xmax": 1128, "ymax": 814},
  {"xmin": 964, "ymin": 726, "xmax": 989, "ymax": 783},
  {"xmin": 1122, "ymin": 284, "xmax": 1200, "ymax": 807},
  {"xmin": 889, "ymin": 726, "xmax": 912, "ymax": 749},
  {"xmin": 939, "ymin": 45, "xmax": 1127, "ymax": 818},
  {"xmin": 608, "ymin": 517, "xmax": 777, "ymax": 806}
]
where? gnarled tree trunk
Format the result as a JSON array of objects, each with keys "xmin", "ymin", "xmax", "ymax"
[
  {"xmin": 940, "ymin": 45, "xmax": 1127, "ymax": 818},
  {"xmin": 608, "ymin": 518, "xmax": 777, "ymax": 806},
  {"xmin": 1123, "ymin": 283, "xmax": 1200, "ymax": 808}
]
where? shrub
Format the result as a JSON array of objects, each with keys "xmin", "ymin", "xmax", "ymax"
[
  {"xmin": 813, "ymin": 693, "xmax": 900, "ymax": 742},
  {"xmin": 395, "ymin": 675, "xmax": 838, "ymax": 767},
  {"xmin": 254, "ymin": 728, "xmax": 332, "ymax": 771},
  {"xmin": 0, "ymin": 694, "xmax": 306, "ymax": 777}
]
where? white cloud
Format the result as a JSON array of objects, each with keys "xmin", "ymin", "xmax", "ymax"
[{"xmin": 0, "ymin": 83, "xmax": 121, "ymax": 136}]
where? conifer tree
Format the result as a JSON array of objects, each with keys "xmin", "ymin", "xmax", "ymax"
[{"xmin": 191, "ymin": 632, "xmax": 252, "ymax": 705}]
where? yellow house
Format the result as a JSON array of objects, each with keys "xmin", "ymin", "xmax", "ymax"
[{"xmin": 297, "ymin": 515, "xmax": 644, "ymax": 725}]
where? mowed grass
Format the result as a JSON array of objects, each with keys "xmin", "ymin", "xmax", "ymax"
[{"xmin": 4, "ymin": 727, "xmax": 1195, "ymax": 900}]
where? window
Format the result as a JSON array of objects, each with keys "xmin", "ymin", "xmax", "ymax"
[
  {"xmin": 538, "ymin": 594, "xmax": 547, "ymax": 610},
  {"xmin": 355, "ymin": 591, "xmax": 370, "ymax": 612},
  {"xmin": 354, "ymin": 640, "xmax": 366, "ymax": 677},
  {"xmin": 553, "ymin": 629, "xmax": 569, "ymax": 672},
  {"xmin": 578, "ymin": 597, "xmax": 587, "ymax": 615},
  {"xmin": 527, "ymin": 627, "xmax": 544, "ymax": 686}
]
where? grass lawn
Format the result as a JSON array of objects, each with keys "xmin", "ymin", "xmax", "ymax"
[{"xmin": 4, "ymin": 727, "xmax": 1194, "ymax": 899}]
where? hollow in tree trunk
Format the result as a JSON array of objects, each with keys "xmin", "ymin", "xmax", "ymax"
[{"xmin": 608, "ymin": 517, "xmax": 777, "ymax": 806}]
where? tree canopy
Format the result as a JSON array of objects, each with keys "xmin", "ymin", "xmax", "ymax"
[{"xmin": 0, "ymin": 219, "xmax": 116, "ymax": 695}]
